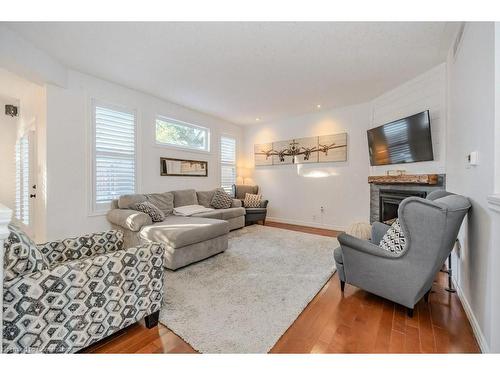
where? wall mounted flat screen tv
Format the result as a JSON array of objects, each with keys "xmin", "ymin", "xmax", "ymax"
[{"xmin": 367, "ymin": 110, "xmax": 434, "ymax": 166}]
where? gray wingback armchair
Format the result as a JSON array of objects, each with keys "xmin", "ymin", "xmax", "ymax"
[
  {"xmin": 232, "ymin": 184, "xmax": 269, "ymax": 225},
  {"xmin": 334, "ymin": 190, "xmax": 471, "ymax": 316}
]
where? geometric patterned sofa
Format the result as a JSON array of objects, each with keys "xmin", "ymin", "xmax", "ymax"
[{"xmin": 2, "ymin": 225, "xmax": 164, "ymax": 353}]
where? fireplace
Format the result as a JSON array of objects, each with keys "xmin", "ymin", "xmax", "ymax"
[
  {"xmin": 379, "ymin": 189, "xmax": 427, "ymax": 224},
  {"xmin": 368, "ymin": 174, "xmax": 446, "ymax": 224}
]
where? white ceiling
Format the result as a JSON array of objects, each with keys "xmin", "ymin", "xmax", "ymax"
[{"xmin": 7, "ymin": 22, "xmax": 459, "ymax": 125}]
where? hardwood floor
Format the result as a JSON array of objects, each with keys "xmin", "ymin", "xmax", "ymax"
[{"xmin": 84, "ymin": 222, "xmax": 480, "ymax": 354}]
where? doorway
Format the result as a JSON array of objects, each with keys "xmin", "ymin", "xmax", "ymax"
[{"xmin": 0, "ymin": 96, "xmax": 37, "ymax": 236}]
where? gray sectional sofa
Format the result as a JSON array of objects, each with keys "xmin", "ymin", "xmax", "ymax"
[{"xmin": 107, "ymin": 188, "xmax": 245, "ymax": 270}]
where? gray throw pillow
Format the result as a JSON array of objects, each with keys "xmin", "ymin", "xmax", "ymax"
[
  {"xmin": 145, "ymin": 192, "xmax": 174, "ymax": 216},
  {"xmin": 211, "ymin": 189, "xmax": 233, "ymax": 209},
  {"xmin": 133, "ymin": 201, "xmax": 165, "ymax": 222},
  {"xmin": 197, "ymin": 190, "xmax": 217, "ymax": 208},
  {"xmin": 173, "ymin": 189, "xmax": 198, "ymax": 207},
  {"xmin": 118, "ymin": 194, "xmax": 147, "ymax": 209}
]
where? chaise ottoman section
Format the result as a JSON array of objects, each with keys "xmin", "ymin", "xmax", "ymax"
[
  {"xmin": 192, "ymin": 207, "xmax": 246, "ymax": 230},
  {"xmin": 139, "ymin": 216, "xmax": 229, "ymax": 270}
]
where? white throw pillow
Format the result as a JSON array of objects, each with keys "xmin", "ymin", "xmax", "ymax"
[
  {"xmin": 244, "ymin": 193, "xmax": 262, "ymax": 208},
  {"xmin": 379, "ymin": 219, "xmax": 406, "ymax": 254}
]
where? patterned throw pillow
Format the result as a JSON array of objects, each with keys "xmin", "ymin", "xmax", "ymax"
[
  {"xmin": 244, "ymin": 193, "xmax": 262, "ymax": 208},
  {"xmin": 379, "ymin": 219, "xmax": 407, "ymax": 254},
  {"xmin": 133, "ymin": 201, "xmax": 165, "ymax": 222},
  {"xmin": 211, "ymin": 189, "xmax": 233, "ymax": 209},
  {"xmin": 4, "ymin": 224, "xmax": 49, "ymax": 281}
]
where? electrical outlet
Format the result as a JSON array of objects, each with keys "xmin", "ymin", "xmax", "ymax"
[
  {"xmin": 320, "ymin": 206, "xmax": 325, "ymax": 213},
  {"xmin": 467, "ymin": 151, "xmax": 479, "ymax": 166}
]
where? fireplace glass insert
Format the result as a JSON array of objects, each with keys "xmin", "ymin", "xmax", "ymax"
[{"xmin": 379, "ymin": 189, "xmax": 427, "ymax": 224}]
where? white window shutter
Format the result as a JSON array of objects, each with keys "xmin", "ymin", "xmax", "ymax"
[
  {"xmin": 220, "ymin": 136, "xmax": 236, "ymax": 194},
  {"xmin": 15, "ymin": 136, "xmax": 30, "ymax": 226},
  {"xmin": 94, "ymin": 105, "xmax": 136, "ymax": 210}
]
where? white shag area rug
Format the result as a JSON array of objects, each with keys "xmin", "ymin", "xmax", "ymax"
[{"xmin": 159, "ymin": 225, "xmax": 338, "ymax": 353}]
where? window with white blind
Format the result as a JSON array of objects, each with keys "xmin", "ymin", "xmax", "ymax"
[
  {"xmin": 220, "ymin": 136, "xmax": 236, "ymax": 194},
  {"xmin": 92, "ymin": 102, "xmax": 136, "ymax": 213},
  {"xmin": 156, "ymin": 116, "xmax": 210, "ymax": 152}
]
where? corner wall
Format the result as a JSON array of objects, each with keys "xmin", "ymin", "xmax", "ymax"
[
  {"xmin": 446, "ymin": 22, "xmax": 496, "ymax": 352},
  {"xmin": 242, "ymin": 65, "xmax": 447, "ymax": 230}
]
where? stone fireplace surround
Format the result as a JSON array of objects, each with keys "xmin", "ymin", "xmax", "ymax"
[{"xmin": 369, "ymin": 174, "xmax": 446, "ymax": 224}]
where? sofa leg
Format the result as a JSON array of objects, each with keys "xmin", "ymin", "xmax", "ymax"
[
  {"xmin": 407, "ymin": 308, "xmax": 414, "ymax": 318},
  {"xmin": 145, "ymin": 311, "xmax": 160, "ymax": 329},
  {"xmin": 340, "ymin": 280, "xmax": 345, "ymax": 293}
]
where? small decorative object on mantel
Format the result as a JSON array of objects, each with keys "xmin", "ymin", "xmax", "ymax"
[
  {"xmin": 368, "ymin": 174, "xmax": 438, "ymax": 185},
  {"xmin": 254, "ymin": 132, "xmax": 347, "ymax": 166},
  {"xmin": 160, "ymin": 157, "xmax": 208, "ymax": 177},
  {"xmin": 386, "ymin": 170, "xmax": 406, "ymax": 176}
]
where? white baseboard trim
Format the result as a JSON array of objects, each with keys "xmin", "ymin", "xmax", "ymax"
[
  {"xmin": 266, "ymin": 216, "xmax": 346, "ymax": 232},
  {"xmin": 453, "ymin": 279, "xmax": 489, "ymax": 353}
]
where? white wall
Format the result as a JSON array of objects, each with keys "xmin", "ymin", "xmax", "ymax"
[
  {"xmin": 0, "ymin": 25, "xmax": 67, "ymax": 87},
  {"xmin": 243, "ymin": 103, "xmax": 371, "ymax": 230},
  {"xmin": 45, "ymin": 70, "xmax": 243, "ymax": 240},
  {"xmin": 446, "ymin": 22, "xmax": 496, "ymax": 352},
  {"xmin": 0, "ymin": 95, "xmax": 18, "ymax": 211},
  {"xmin": 370, "ymin": 63, "xmax": 447, "ymax": 176},
  {"xmin": 242, "ymin": 65, "xmax": 447, "ymax": 230},
  {"xmin": 490, "ymin": 22, "xmax": 500, "ymax": 353}
]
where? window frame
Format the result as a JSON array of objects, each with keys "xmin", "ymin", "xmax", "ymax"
[
  {"xmin": 154, "ymin": 115, "xmax": 211, "ymax": 154},
  {"xmin": 219, "ymin": 134, "xmax": 237, "ymax": 194},
  {"xmin": 89, "ymin": 99, "xmax": 138, "ymax": 216}
]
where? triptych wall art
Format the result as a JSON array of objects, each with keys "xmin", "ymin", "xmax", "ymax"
[{"xmin": 254, "ymin": 133, "xmax": 348, "ymax": 166}]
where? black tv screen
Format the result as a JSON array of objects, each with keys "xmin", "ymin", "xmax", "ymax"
[{"xmin": 367, "ymin": 110, "xmax": 434, "ymax": 166}]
